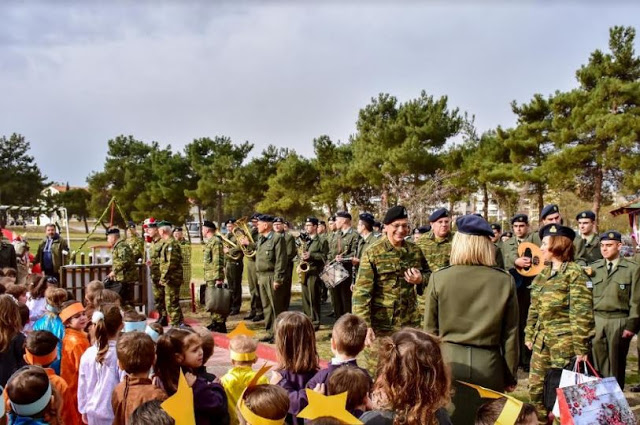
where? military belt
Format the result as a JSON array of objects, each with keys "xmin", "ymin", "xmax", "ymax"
[{"xmin": 594, "ymin": 310, "xmax": 629, "ymax": 319}]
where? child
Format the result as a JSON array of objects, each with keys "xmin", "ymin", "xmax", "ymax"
[
  {"xmin": 0, "ymin": 294, "xmax": 26, "ymax": 387},
  {"xmin": 26, "ymin": 277, "xmax": 49, "ymax": 332},
  {"xmin": 194, "ymin": 328, "xmax": 216, "ymax": 382},
  {"xmin": 33, "ymin": 288, "xmax": 68, "ymax": 374},
  {"xmin": 145, "ymin": 323, "xmax": 163, "ymax": 343},
  {"xmin": 326, "ymin": 366, "xmax": 371, "ymax": 418},
  {"xmin": 85, "ymin": 289, "xmax": 121, "ymax": 341},
  {"xmin": 83, "ymin": 281, "xmax": 104, "ymax": 312},
  {"xmin": 5, "ymin": 366, "xmax": 62, "ymax": 425},
  {"xmin": 122, "ymin": 311, "xmax": 147, "ymax": 333},
  {"xmin": 306, "ymin": 314, "xmax": 369, "ymax": 391},
  {"xmin": 18, "ymin": 303, "xmax": 30, "ymax": 334},
  {"xmin": 359, "ymin": 329, "xmax": 451, "ymax": 425},
  {"xmin": 78, "ymin": 304, "xmax": 124, "ymax": 425},
  {"xmin": 5, "ymin": 284, "xmax": 28, "ymax": 304},
  {"xmin": 59, "ymin": 301, "xmax": 90, "ymax": 425},
  {"xmin": 155, "ymin": 328, "xmax": 228, "ymax": 425},
  {"xmin": 271, "ymin": 312, "xmax": 320, "ymax": 424},
  {"xmin": 112, "ymin": 332, "xmax": 167, "ymax": 425},
  {"xmin": 220, "ymin": 335, "xmax": 268, "ymax": 425},
  {"xmin": 129, "ymin": 400, "xmax": 174, "ymax": 425},
  {"xmin": 237, "ymin": 384, "xmax": 289, "ymax": 425},
  {"xmin": 475, "ymin": 399, "xmax": 538, "ymax": 425},
  {"xmin": 23, "ymin": 331, "xmax": 77, "ymax": 425}
]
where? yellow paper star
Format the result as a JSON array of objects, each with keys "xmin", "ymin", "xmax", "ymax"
[
  {"xmin": 459, "ymin": 381, "xmax": 523, "ymax": 425},
  {"xmin": 228, "ymin": 321, "xmax": 256, "ymax": 339},
  {"xmin": 297, "ymin": 389, "xmax": 362, "ymax": 424},
  {"xmin": 162, "ymin": 370, "xmax": 195, "ymax": 425}
]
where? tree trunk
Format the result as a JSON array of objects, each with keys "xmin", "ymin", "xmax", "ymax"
[
  {"xmin": 197, "ymin": 204, "xmax": 203, "ymax": 239},
  {"xmin": 83, "ymin": 216, "xmax": 89, "ymax": 233},
  {"xmin": 381, "ymin": 188, "xmax": 389, "ymax": 211},
  {"xmin": 537, "ymin": 183, "xmax": 544, "ymax": 217},
  {"xmin": 592, "ymin": 166, "xmax": 603, "ymax": 229},
  {"xmin": 216, "ymin": 191, "xmax": 223, "ymax": 226},
  {"xmin": 482, "ymin": 184, "xmax": 489, "ymax": 219}
]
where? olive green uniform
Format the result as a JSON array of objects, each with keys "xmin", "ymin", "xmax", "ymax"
[
  {"xmin": 300, "ymin": 235, "xmax": 329, "ymax": 327},
  {"xmin": 178, "ymin": 238, "xmax": 191, "ymax": 286},
  {"xmin": 159, "ymin": 237, "xmax": 184, "ymax": 325},
  {"xmin": 255, "ymin": 231, "xmax": 288, "ymax": 338},
  {"xmin": 279, "ymin": 231, "xmax": 296, "ymax": 312},
  {"xmin": 150, "ymin": 237, "xmax": 166, "ymax": 318},
  {"xmin": 416, "ymin": 231, "xmax": 452, "ymax": 316},
  {"xmin": 204, "ymin": 235, "xmax": 226, "ymax": 325},
  {"xmin": 126, "ymin": 235, "xmax": 145, "ymax": 263},
  {"xmin": 0, "ymin": 238, "xmax": 17, "ymax": 270},
  {"xmin": 590, "ymin": 257, "xmax": 640, "ymax": 388},
  {"xmin": 224, "ymin": 232, "xmax": 244, "ymax": 313},
  {"xmin": 110, "ymin": 239, "xmax": 138, "ymax": 306},
  {"xmin": 574, "ymin": 233, "xmax": 603, "ymax": 266},
  {"xmin": 525, "ymin": 262, "xmax": 595, "ymax": 421},
  {"xmin": 328, "ymin": 227, "xmax": 360, "ymax": 317},
  {"xmin": 245, "ymin": 227, "xmax": 263, "ymax": 317},
  {"xmin": 424, "ymin": 264, "xmax": 519, "ymax": 425}
]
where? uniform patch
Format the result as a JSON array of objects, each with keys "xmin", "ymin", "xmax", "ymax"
[
  {"xmin": 586, "ymin": 281, "xmax": 593, "ymax": 289},
  {"xmin": 620, "ymin": 284, "xmax": 626, "ymax": 290}
]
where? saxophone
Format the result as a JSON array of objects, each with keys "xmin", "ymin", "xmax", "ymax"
[{"xmin": 296, "ymin": 232, "xmax": 312, "ymax": 282}]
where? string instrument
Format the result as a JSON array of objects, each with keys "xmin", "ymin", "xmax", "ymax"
[{"xmin": 516, "ymin": 242, "xmax": 545, "ymax": 277}]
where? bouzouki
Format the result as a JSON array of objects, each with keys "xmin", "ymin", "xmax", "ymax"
[{"xmin": 516, "ymin": 242, "xmax": 545, "ymax": 277}]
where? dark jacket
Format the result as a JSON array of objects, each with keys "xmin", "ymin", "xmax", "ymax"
[
  {"xmin": 276, "ymin": 369, "xmax": 318, "ymax": 424},
  {"xmin": 34, "ymin": 234, "xmax": 69, "ymax": 274},
  {"xmin": 0, "ymin": 240, "xmax": 17, "ymax": 269},
  {"xmin": 192, "ymin": 374, "xmax": 229, "ymax": 425},
  {"xmin": 0, "ymin": 332, "xmax": 26, "ymax": 387},
  {"xmin": 305, "ymin": 359, "xmax": 370, "ymax": 390}
]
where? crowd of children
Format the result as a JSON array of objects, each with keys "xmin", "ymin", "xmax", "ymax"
[{"xmin": 0, "ymin": 267, "xmax": 538, "ymax": 425}]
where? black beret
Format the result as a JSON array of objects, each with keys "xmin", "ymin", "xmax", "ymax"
[
  {"xmin": 490, "ymin": 223, "xmax": 502, "ymax": 231},
  {"xmin": 157, "ymin": 220, "xmax": 172, "ymax": 227},
  {"xmin": 383, "ymin": 205, "xmax": 408, "ymax": 225},
  {"xmin": 455, "ymin": 215, "xmax": 494, "ymax": 237},
  {"xmin": 501, "ymin": 231, "xmax": 513, "ymax": 239},
  {"xmin": 511, "ymin": 214, "xmax": 529, "ymax": 225},
  {"xmin": 540, "ymin": 204, "xmax": 560, "ymax": 219},
  {"xmin": 305, "ymin": 217, "xmax": 319, "ymax": 226},
  {"xmin": 336, "ymin": 211, "xmax": 352, "ymax": 220},
  {"xmin": 428, "ymin": 208, "xmax": 449, "ymax": 223},
  {"xmin": 319, "ymin": 220, "xmax": 326, "ymax": 226},
  {"xmin": 600, "ymin": 230, "xmax": 622, "ymax": 242},
  {"xmin": 416, "ymin": 226, "xmax": 430, "ymax": 234},
  {"xmin": 127, "ymin": 221, "xmax": 136, "ymax": 229},
  {"xmin": 328, "ymin": 216, "xmax": 336, "ymax": 222},
  {"xmin": 250, "ymin": 213, "xmax": 261, "ymax": 221},
  {"xmin": 258, "ymin": 214, "xmax": 274, "ymax": 223},
  {"xmin": 202, "ymin": 220, "xmax": 216, "ymax": 230},
  {"xmin": 172, "ymin": 227, "xmax": 183, "ymax": 232},
  {"xmin": 273, "ymin": 217, "xmax": 285, "ymax": 223},
  {"xmin": 373, "ymin": 221, "xmax": 382, "ymax": 228},
  {"xmin": 359, "ymin": 213, "xmax": 375, "ymax": 226},
  {"xmin": 225, "ymin": 218, "xmax": 237, "ymax": 225},
  {"xmin": 539, "ymin": 224, "xmax": 575, "ymax": 241},
  {"xmin": 576, "ymin": 211, "xmax": 596, "ymax": 221},
  {"xmin": 106, "ymin": 228, "xmax": 120, "ymax": 235}
]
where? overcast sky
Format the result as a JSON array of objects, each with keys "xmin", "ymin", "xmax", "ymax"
[{"xmin": 1, "ymin": 1, "xmax": 639, "ymax": 186}]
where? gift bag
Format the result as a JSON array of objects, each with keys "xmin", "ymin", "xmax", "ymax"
[
  {"xmin": 552, "ymin": 362, "xmax": 599, "ymax": 417},
  {"xmin": 205, "ymin": 284, "xmax": 231, "ymax": 317},
  {"xmin": 556, "ymin": 375, "xmax": 635, "ymax": 424}
]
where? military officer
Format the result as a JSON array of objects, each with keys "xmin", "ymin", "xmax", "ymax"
[
  {"xmin": 224, "ymin": 218, "xmax": 244, "ymax": 316},
  {"xmin": 242, "ymin": 213, "xmax": 264, "ymax": 322},
  {"xmin": 589, "ymin": 231, "xmax": 640, "ymax": 388},
  {"xmin": 0, "ymin": 232, "xmax": 17, "ymax": 270},
  {"xmin": 525, "ymin": 224, "xmax": 594, "ymax": 422},
  {"xmin": 106, "ymin": 228, "xmax": 137, "ymax": 307},
  {"xmin": 173, "ymin": 226, "xmax": 192, "ymax": 288},
  {"xmin": 372, "ymin": 221, "xmax": 382, "ymax": 237},
  {"xmin": 530, "ymin": 204, "xmax": 563, "ymax": 246},
  {"xmin": 412, "ymin": 225, "xmax": 430, "ymax": 243},
  {"xmin": 352, "ymin": 205, "xmax": 430, "ymax": 372},
  {"xmin": 255, "ymin": 214, "xmax": 288, "ymax": 342},
  {"xmin": 328, "ymin": 211, "xmax": 360, "ymax": 317},
  {"xmin": 424, "ymin": 215, "xmax": 519, "ymax": 425},
  {"xmin": 145, "ymin": 219, "xmax": 167, "ymax": 325},
  {"xmin": 158, "ymin": 221, "xmax": 186, "ymax": 327},
  {"xmin": 273, "ymin": 217, "xmax": 295, "ymax": 312},
  {"xmin": 125, "ymin": 221, "xmax": 145, "ymax": 263},
  {"xmin": 317, "ymin": 220, "xmax": 327, "ymax": 240},
  {"xmin": 202, "ymin": 220, "xmax": 227, "ymax": 332},
  {"xmin": 352, "ymin": 213, "xmax": 379, "ymax": 289},
  {"xmin": 574, "ymin": 210, "xmax": 603, "ymax": 266},
  {"xmin": 300, "ymin": 217, "xmax": 329, "ymax": 329},
  {"xmin": 490, "ymin": 223, "xmax": 502, "ymax": 245},
  {"xmin": 322, "ymin": 216, "xmax": 336, "ymax": 305}
]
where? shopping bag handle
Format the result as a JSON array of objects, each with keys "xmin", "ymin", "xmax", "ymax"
[{"xmin": 571, "ymin": 358, "xmax": 600, "ymax": 379}]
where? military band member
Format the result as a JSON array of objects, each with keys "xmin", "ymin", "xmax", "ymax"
[
  {"xmin": 273, "ymin": 217, "xmax": 295, "ymax": 312},
  {"xmin": 255, "ymin": 214, "xmax": 288, "ymax": 342},
  {"xmin": 328, "ymin": 211, "xmax": 360, "ymax": 317},
  {"xmin": 322, "ymin": 216, "xmax": 337, "ymax": 305},
  {"xmin": 530, "ymin": 204, "xmax": 563, "ymax": 246},
  {"xmin": 242, "ymin": 213, "xmax": 264, "ymax": 322},
  {"xmin": 372, "ymin": 221, "xmax": 382, "ymax": 237},
  {"xmin": 317, "ymin": 220, "xmax": 327, "ymax": 241},
  {"xmin": 202, "ymin": 220, "xmax": 227, "ymax": 332},
  {"xmin": 173, "ymin": 226, "xmax": 192, "ymax": 288},
  {"xmin": 125, "ymin": 221, "xmax": 145, "ymax": 263},
  {"xmin": 224, "ymin": 218, "xmax": 244, "ymax": 316},
  {"xmin": 424, "ymin": 215, "xmax": 519, "ymax": 425},
  {"xmin": 146, "ymin": 220, "xmax": 167, "ymax": 326},
  {"xmin": 106, "ymin": 227, "xmax": 137, "ymax": 307},
  {"xmin": 490, "ymin": 223, "xmax": 502, "ymax": 245},
  {"xmin": 158, "ymin": 221, "xmax": 185, "ymax": 327},
  {"xmin": 412, "ymin": 225, "xmax": 430, "ymax": 243},
  {"xmin": 574, "ymin": 210, "xmax": 603, "ymax": 266},
  {"xmin": 300, "ymin": 217, "xmax": 329, "ymax": 329},
  {"xmin": 352, "ymin": 213, "xmax": 379, "ymax": 289},
  {"xmin": 589, "ymin": 231, "xmax": 640, "ymax": 388}
]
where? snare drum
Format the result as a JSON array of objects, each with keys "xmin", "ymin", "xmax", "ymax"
[{"xmin": 320, "ymin": 261, "xmax": 350, "ymax": 288}]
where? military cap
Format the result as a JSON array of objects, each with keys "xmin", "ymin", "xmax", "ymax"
[
  {"xmin": 359, "ymin": 213, "xmax": 375, "ymax": 226},
  {"xmin": 511, "ymin": 214, "xmax": 529, "ymax": 225},
  {"xmin": 305, "ymin": 217, "xmax": 319, "ymax": 226},
  {"xmin": 250, "ymin": 213, "xmax": 261, "ymax": 221},
  {"xmin": 273, "ymin": 217, "xmax": 285, "ymax": 223},
  {"xmin": 202, "ymin": 220, "xmax": 217, "ymax": 230},
  {"xmin": 328, "ymin": 216, "xmax": 336, "ymax": 222},
  {"xmin": 428, "ymin": 208, "xmax": 449, "ymax": 223},
  {"xmin": 501, "ymin": 231, "xmax": 513, "ymax": 239},
  {"xmin": 157, "ymin": 220, "xmax": 172, "ymax": 228},
  {"xmin": 373, "ymin": 221, "xmax": 382, "ymax": 229},
  {"xmin": 576, "ymin": 210, "xmax": 596, "ymax": 221},
  {"xmin": 455, "ymin": 215, "xmax": 494, "ymax": 237},
  {"xmin": 539, "ymin": 223, "xmax": 575, "ymax": 241},
  {"xmin": 127, "ymin": 221, "xmax": 136, "ymax": 229},
  {"xmin": 336, "ymin": 211, "xmax": 352, "ymax": 220},
  {"xmin": 490, "ymin": 223, "xmax": 502, "ymax": 232},
  {"xmin": 145, "ymin": 217, "xmax": 158, "ymax": 228},
  {"xmin": 258, "ymin": 214, "xmax": 274, "ymax": 222},
  {"xmin": 600, "ymin": 230, "xmax": 622, "ymax": 242},
  {"xmin": 106, "ymin": 227, "xmax": 120, "ymax": 235},
  {"xmin": 540, "ymin": 204, "xmax": 560, "ymax": 219},
  {"xmin": 416, "ymin": 226, "xmax": 430, "ymax": 234},
  {"xmin": 172, "ymin": 227, "xmax": 183, "ymax": 232},
  {"xmin": 319, "ymin": 220, "xmax": 326, "ymax": 226},
  {"xmin": 225, "ymin": 218, "xmax": 237, "ymax": 225},
  {"xmin": 383, "ymin": 205, "xmax": 408, "ymax": 225}
]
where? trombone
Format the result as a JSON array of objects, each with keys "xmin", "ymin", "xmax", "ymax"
[
  {"xmin": 217, "ymin": 231, "xmax": 242, "ymax": 261},
  {"xmin": 232, "ymin": 217, "xmax": 257, "ymax": 258}
]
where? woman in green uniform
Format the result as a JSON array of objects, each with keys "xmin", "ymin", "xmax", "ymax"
[{"xmin": 525, "ymin": 224, "xmax": 594, "ymax": 422}]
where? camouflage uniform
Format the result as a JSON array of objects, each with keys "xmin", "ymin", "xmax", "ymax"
[
  {"xmin": 126, "ymin": 235, "xmax": 145, "ymax": 263},
  {"xmin": 255, "ymin": 231, "xmax": 288, "ymax": 339},
  {"xmin": 352, "ymin": 236, "xmax": 431, "ymax": 372},
  {"xmin": 416, "ymin": 231, "xmax": 452, "ymax": 316},
  {"xmin": 110, "ymin": 239, "xmax": 138, "ymax": 306},
  {"xmin": 224, "ymin": 232, "xmax": 244, "ymax": 313},
  {"xmin": 150, "ymin": 237, "xmax": 166, "ymax": 318},
  {"xmin": 574, "ymin": 233, "xmax": 603, "ymax": 266},
  {"xmin": 160, "ymin": 237, "xmax": 184, "ymax": 325},
  {"xmin": 328, "ymin": 228, "xmax": 360, "ymax": 317},
  {"xmin": 204, "ymin": 234, "xmax": 226, "ymax": 325},
  {"xmin": 245, "ymin": 227, "xmax": 263, "ymax": 318},
  {"xmin": 179, "ymin": 238, "xmax": 192, "ymax": 285},
  {"xmin": 525, "ymin": 262, "xmax": 595, "ymax": 421},
  {"xmin": 590, "ymin": 257, "xmax": 640, "ymax": 388}
]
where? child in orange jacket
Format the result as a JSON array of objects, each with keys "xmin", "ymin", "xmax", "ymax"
[{"xmin": 60, "ymin": 301, "xmax": 90, "ymax": 425}]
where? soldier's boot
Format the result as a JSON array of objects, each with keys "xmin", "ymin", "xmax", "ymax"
[
  {"xmin": 244, "ymin": 312, "xmax": 256, "ymax": 320},
  {"xmin": 218, "ymin": 322, "xmax": 228, "ymax": 333},
  {"xmin": 155, "ymin": 315, "xmax": 168, "ymax": 326},
  {"xmin": 252, "ymin": 314, "xmax": 264, "ymax": 322}
]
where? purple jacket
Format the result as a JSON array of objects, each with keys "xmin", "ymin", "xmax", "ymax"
[
  {"xmin": 192, "ymin": 374, "xmax": 229, "ymax": 425},
  {"xmin": 305, "ymin": 359, "xmax": 370, "ymax": 391},
  {"xmin": 276, "ymin": 369, "xmax": 318, "ymax": 424}
]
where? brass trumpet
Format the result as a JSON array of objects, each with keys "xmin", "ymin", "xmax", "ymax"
[
  {"xmin": 217, "ymin": 231, "xmax": 242, "ymax": 261},
  {"xmin": 232, "ymin": 217, "xmax": 256, "ymax": 258}
]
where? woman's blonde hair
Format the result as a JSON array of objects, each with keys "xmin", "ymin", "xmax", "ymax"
[{"xmin": 449, "ymin": 232, "xmax": 496, "ymax": 267}]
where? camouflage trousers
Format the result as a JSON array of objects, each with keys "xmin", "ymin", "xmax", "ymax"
[
  {"xmin": 164, "ymin": 281, "xmax": 184, "ymax": 325},
  {"xmin": 529, "ymin": 335, "xmax": 574, "ymax": 423},
  {"xmin": 246, "ymin": 260, "xmax": 263, "ymax": 315},
  {"xmin": 153, "ymin": 280, "xmax": 166, "ymax": 316},
  {"xmin": 206, "ymin": 280, "xmax": 226, "ymax": 325}
]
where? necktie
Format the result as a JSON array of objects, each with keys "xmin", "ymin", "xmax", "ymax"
[{"xmin": 607, "ymin": 261, "xmax": 613, "ymax": 275}]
